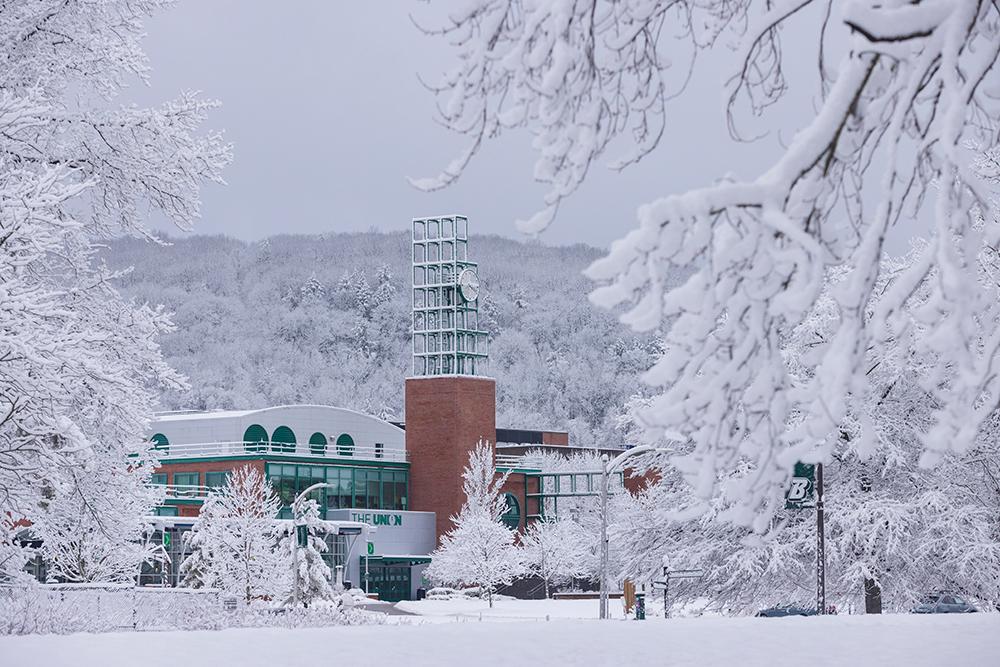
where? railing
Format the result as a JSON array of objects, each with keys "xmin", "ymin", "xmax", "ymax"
[
  {"xmin": 496, "ymin": 453, "xmax": 544, "ymax": 470},
  {"xmin": 153, "ymin": 440, "xmax": 407, "ymax": 463},
  {"xmin": 162, "ymin": 484, "xmax": 211, "ymax": 499}
]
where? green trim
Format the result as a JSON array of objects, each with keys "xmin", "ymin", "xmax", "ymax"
[
  {"xmin": 362, "ymin": 555, "xmax": 431, "ymax": 565},
  {"xmin": 163, "ymin": 498, "xmax": 203, "ymax": 506},
  {"xmin": 160, "ymin": 454, "xmax": 409, "ymax": 468}
]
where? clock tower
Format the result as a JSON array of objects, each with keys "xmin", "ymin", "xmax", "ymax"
[{"xmin": 405, "ymin": 215, "xmax": 496, "ymax": 542}]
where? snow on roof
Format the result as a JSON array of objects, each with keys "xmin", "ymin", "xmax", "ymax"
[{"xmin": 153, "ymin": 404, "xmax": 404, "ymax": 428}]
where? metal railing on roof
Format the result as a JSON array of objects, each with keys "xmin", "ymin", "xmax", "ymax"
[
  {"xmin": 153, "ymin": 440, "xmax": 407, "ymax": 463},
  {"xmin": 162, "ymin": 484, "xmax": 212, "ymax": 499},
  {"xmin": 495, "ymin": 453, "xmax": 544, "ymax": 470}
]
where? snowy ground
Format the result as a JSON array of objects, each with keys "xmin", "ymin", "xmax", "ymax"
[
  {"xmin": 2, "ymin": 612, "xmax": 997, "ymax": 667},
  {"xmin": 395, "ymin": 596, "xmax": 611, "ymax": 621}
]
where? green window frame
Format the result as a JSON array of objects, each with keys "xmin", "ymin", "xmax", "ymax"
[
  {"xmin": 173, "ymin": 472, "xmax": 199, "ymax": 487},
  {"xmin": 272, "ymin": 426, "xmax": 296, "ymax": 454},
  {"xmin": 205, "ymin": 471, "xmax": 229, "ymax": 488},
  {"xmin": 150, "ymin": 433, "xmax": 169, "ymax": 454},
  {"xmin": 243, "ymin": 424, "xmax": 268, "ymax": 453},
  {"xmin": 154, "ymin": 506, "xmax": 179, "ymax": 517},
  {"xmin": 266, "ymin": 463, "xmax": 408, "ymax": 514},
  {"xmin": 501, "ymin": 493, "xmax": 520, "ymax": 529},
  {"xmin": 336, "ymin": 433, "xmax": 354, "ymax": 457},
  {"xmin": 309, "ymin": 432, "xmax": 327, "ymax": 456},
  {"xmin": 150, "ymin": 473, "xmax": 167, "ymax": 486}
]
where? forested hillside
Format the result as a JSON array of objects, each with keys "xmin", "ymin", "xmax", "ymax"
[{"xmin": 105, "ymin": 232, "xmax": 661, "ymax": 446}]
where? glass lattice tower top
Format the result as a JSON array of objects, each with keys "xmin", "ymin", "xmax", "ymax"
[{"xmin": 411, "ymin": 215, "xmax": 489, "ymax": 377}]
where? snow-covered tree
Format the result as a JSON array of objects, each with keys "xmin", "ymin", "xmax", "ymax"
[
  {"xmin": 418, "ymin": 0, "xmax": 1000, "ymax": 526},
  {"xmin": 35, "ymin": 459, "xmax": 163, "ymax": 583},
  {"xmin": 277, "ymin": 499, "xmax": 334, "ymax": 607},
  {"xmin": 426, "ymin": 440, "xmax": 523, "ymax": 606},
  {"xmin": 179, "ymin": 466, "xmax": 283, "ymax": 604},
  {"xmin": 521, "ymin": 517, "xmax": 591, "ymax": 598},
  {"xmin": 0, "ymin": 0, "xmax": 230, "ymax": 578},
  {"xmin": 610, "ymin": 248, "xmax": 1000, "ymax": 613}
]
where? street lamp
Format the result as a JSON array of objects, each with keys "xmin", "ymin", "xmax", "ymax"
[
  {"xmin": 598, "ymin": 445, "xmax": 671, "ymax": 620},
  {"xmin": 288, "ymin": 482, "xmax": 354, "ymax": 608}
]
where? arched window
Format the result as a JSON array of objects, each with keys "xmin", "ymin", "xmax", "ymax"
[
  {"xmin": 272, "ymin": 426, "xmax": 296, "ymax": 454},
  {"xmin": 150, "ymin": 433, "xmax": 169, "ymax": 454},
  {"xmin": 243, "ymin": 424, "xmax": 268, "ymax": 454},
  {"xmin": 335, "ymin": 433, "xmax": 354, "ymax": 457},
  {"xmin": 308, "ymin": 432, "xmax": 327, "ymax": 456},
  {"xmin": 501, "ymin": 493, "xmax": 520, "ymax": 530}
]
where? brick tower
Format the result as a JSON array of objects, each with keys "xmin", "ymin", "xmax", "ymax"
[
  {"xmin": 405, "ymin": 376, "xmax": 496, "ymax": 541},
  {"xmin": 405, "ymin": 215, "xmax": 494, "ymax": 542}
]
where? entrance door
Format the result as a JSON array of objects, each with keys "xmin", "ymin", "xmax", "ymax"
[{"xmin": 365, "ymin": 563, "xmax": 411, "ymax": 602}]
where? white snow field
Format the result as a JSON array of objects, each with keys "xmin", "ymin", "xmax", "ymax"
[{"xmin": 2, "ymin": 613, "xmax": 997, "ymax": 667}]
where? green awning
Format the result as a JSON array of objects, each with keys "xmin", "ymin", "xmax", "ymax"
[{"xmin": 362, "ymin": 555, "xmax": 432, "ymax": 565}]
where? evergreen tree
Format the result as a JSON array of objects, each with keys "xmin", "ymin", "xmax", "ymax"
[{"xmin": 278, "ymin": 499, "xmax": 333, "ymax": 607}]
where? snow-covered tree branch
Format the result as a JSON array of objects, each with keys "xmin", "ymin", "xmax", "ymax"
[
  {"xmin": 0, "ymin": 0, "xmax": 231, "ymax": 578},
  {"xmin": 420, "ymin": 0, "xmax": 1000, "ymax": 526}
]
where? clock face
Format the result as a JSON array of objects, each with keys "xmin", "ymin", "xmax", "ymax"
[{"xmin": 457, "ymin": 268, "xmax": 480, "ymax": 302}]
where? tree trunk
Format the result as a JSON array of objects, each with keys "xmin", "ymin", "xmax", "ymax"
[
  {"xmin": 864, "ymin": 578, "xmax": 882, "ymax": 614},
  {"xmin": 544, "ymin": 578, "xmax": 550, "ymax": 600}
]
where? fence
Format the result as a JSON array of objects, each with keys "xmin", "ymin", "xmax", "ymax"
[
  {"xmin": 0, "ymin": 584, "xmax": 223, "ymax": 635},
  {"xmin": 0, "ymin": 583, "xmax": 384, "ymax": 635}
]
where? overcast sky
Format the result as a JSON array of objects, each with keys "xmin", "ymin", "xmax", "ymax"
[{"xmin": 129, "ymin": 2, "xmax": 857, "ymax": 250}]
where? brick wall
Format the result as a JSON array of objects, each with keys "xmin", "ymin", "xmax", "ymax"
[{"xmin": 405, "ymin": 376, "xmax": 496, "ymax": 544}]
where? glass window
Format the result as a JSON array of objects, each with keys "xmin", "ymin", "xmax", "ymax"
[
  {"xmin": 309, "ymin": 432, "xmax": 327, "ymax": 456},
  {"xmin": 442, "ymin": 217, "xmax": 454, "ymax": 238},
  {"xmin": 243, "ymin": 424, "xmax": 268, "ymax": 453},
  {"xmin": 413, "ymin": 244, "xmax": 425, "ymax": 263},
  {"xmin": 272, "ymin": 426, "xmax": 296, "ymax": 453},
  {"xmin": 151, "ymin": 473, "xmax": 167, "ymax": 486},
  {"xmin": 205, "ymin": 471, "xmax": 229, "ymax": 488},
  {"xmin": 413, "ymin": 266, "xmax": 424, "ymax": 286},
  {"xmin": 154, "ymin": 506, "xmax": 179, "ymax": 517},
  {"xmin": 427, "ymin": 242, "xmax": 439, "ymax": 262},
  {"xmin": 413, "ymin": 220, "xmax": 425, "ymax": 241},
  {"xmin": 336, "ymin": 434, "xmax": 355, "ymax": 457},
  {"xmin": 173, "ymin": 472, "xmax": 199, "ymax": 487},
  {"xmin": 501, "ymin": 493, "xmax": 520, "ymax": 529},
  {"xmin": 150, "ymin": 433, "xmax": 169, "ymax": 453},
  {"xmin": 428, "ymin": 219, "xmax": 439, "ymax": 239},
  {"xmin": 375, "ymin": 443, "xmax": 384, "ymax": 459}
]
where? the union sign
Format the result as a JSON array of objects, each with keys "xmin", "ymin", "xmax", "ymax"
[{"xmin": 350, "ymin": 511, "xmax": 403, "ymax": 527}]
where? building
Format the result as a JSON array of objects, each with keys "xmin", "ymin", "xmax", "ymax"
[{"xmin": 142, "ymin": 215, "xmax": 632, "ymax": 601}]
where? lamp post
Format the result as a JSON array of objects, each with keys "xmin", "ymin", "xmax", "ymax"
[
  {"xmin": 289, "ymin": 482, "xmax": 336, "ymax": 608},
  {"xmin": 597, "ymin": 445, "xmax": 671, "ymax": 620}
]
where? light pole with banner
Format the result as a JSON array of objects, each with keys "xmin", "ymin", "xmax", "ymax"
[
  {"xmin": 288, "ymin": 482, "xmax": 371, "ymax": 608},
  {"xmin": 784, "ymin": 461, "xmax": 826, "ymax": 614}
]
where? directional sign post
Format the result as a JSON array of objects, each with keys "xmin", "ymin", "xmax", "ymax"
[
  {"xmin": 785, "ymin": 462, "xmax": 825, "ymax": 615},
  {"xmin": 657, "ymin": 569, "xmax": 703, "ymax": 618}
]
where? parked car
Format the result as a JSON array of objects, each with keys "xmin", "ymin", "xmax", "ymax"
[
  {"xmin": 910, "ymin": 593, "xmax": 978, "ymax": 614},
  {"xmin": 756, "ymin": 604, "xmax": 818, "ymax": 617}
]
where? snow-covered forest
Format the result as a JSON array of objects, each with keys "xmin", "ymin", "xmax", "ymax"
[{"xmin": 104, "ymin": 232, "xmax": 663, "ymax": 446}]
